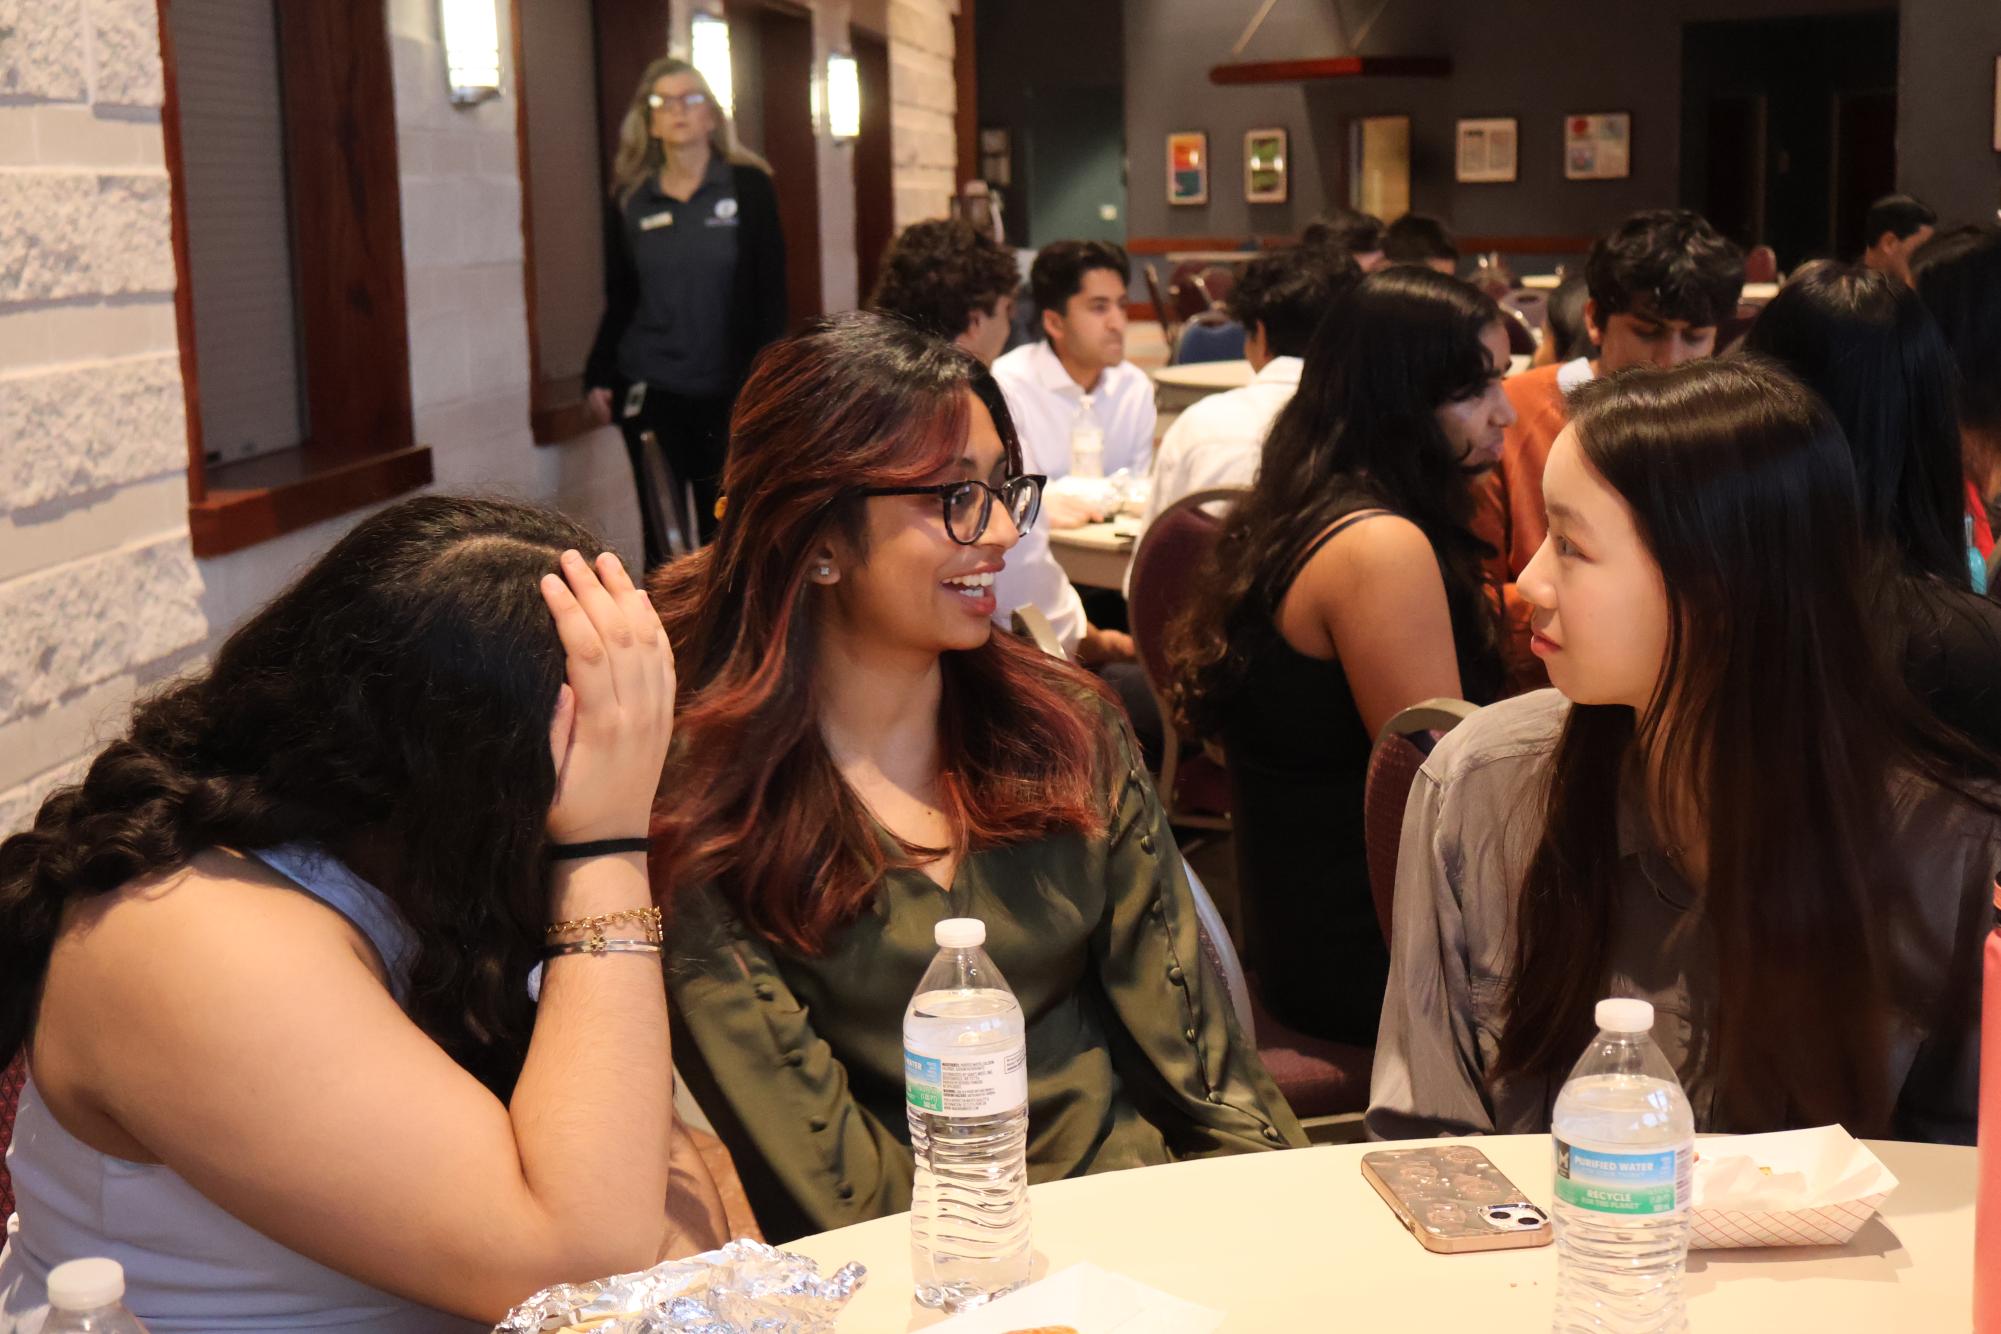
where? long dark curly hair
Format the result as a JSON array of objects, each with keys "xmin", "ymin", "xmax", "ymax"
[
  {"xmin": 1168, "ymin": 266, "xmax": 1506, "ymax": 737},
  {"xmin": 0, "ymin": 495, "xmax": 602, "ymax": 1097}
]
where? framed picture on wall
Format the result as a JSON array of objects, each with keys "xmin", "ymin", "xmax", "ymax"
[
  {"xmin": 1455, "ymin": 117, "xmax": 1518, "ymax": 183},
  {"xmin": 1167, "ymin": 131, "xmax": 1209, "ymax": 206},
  {"xmin": 1564, "ymin": 112, "xmax": 1632, "ymax": 180},
  {"xmin": 1993, "ymin": 56, "xmax": 2000, "ymax": 151},
  {"xmin": 1245, "ymin": 128, "xmax": 1288, "ymax": 203}
]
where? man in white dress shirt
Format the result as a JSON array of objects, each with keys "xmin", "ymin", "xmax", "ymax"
[
  {"xmin": 1139, "ymin": 246, "xmax": 1359, "ymax": 538},
  {"xmin": 989, "ymin": 241, "xmax": 1156, "ymax": 665}
]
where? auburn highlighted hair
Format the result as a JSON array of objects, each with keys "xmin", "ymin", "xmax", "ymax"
[{"xmin": 648, "ymin": 313, "xmax": 1116, "ymax": 954}]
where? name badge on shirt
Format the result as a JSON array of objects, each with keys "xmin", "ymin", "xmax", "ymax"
[{"xmin": 639, "ymin": 211, "xmax": 674, "ymax": 231}]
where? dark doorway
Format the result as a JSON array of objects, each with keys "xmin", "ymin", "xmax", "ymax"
[
  {"xmin": 591, "ymin": 0, "xmax": 667, "ymax": 186},
  {"xmin": 733, "ymin": 2, "xmax": 823, "ymax": 324},
  {"xmin": 853, "ymin": 31, "xmax": 893, "ymax": 303},
  {"xmin": 1680, "ymin": 10, "xmax": 1898, "ymax": 270},
  {"xmin": 1022, "ymin": 85, "xmax": 1126, "ymax": 246}
]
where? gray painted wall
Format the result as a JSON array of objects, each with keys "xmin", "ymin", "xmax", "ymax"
[
  {"xmin": 1123, "ymin": 0, "xmax": 1898, "ymax": 247},
  {"xmin": 1897, "ymin": 0, "xmax": 2001, "ymax": 229},
  {"xmin": 976, "ymin": 0, "xmax": 1125, "ymax": 245}
]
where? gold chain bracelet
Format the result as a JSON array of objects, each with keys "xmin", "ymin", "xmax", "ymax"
[{"xmin": 545, "ymin": 906, "xmax": 663, "ymax": 943}]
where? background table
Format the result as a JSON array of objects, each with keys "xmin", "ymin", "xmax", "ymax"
[
  {"xmin": 788, "ymin": 1135, "xmax": 1972, "ymax": 1331},
  {"xmin": 1152, "ymin": 360, "xmax": 1255, "ymax": 415},
  {"xmin": 1049, "ymin": 517, "xmax": 1140, "ymax": 590},
  {"xmin": 1164, "ymin": 250, "xmax": 1258, "ymax": 265}
]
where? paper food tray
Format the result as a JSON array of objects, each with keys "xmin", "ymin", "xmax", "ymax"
[{"xmin": 1689, "ymin": 1126, "xmax": 1899, "ymax": 1250}]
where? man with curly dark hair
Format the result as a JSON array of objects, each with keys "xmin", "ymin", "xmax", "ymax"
[
  {"xmin": 1478, "ymin": 207, "xmax": 1744, "ymax": 684},
  {"xmin": 867, "ymin": 218, "xmax": 1024, "ymax": 366}
]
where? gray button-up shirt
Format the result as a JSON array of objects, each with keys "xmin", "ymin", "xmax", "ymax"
[{"xmin": 1367, "ymin": 689, "xmax": 2001, "ymax": 1144}]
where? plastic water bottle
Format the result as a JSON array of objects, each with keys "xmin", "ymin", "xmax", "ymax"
[
  {"xmin": 43, "ymin": 1258, "xmax": 151, "ymax": 1332},
  {"xmin": 905, "ymin": 918, "xmax": 1031, "ymax": 1311},
  {"xmin": 1069, "ymin": 401, "xmax": 1105, "ymax": 480},
  {"xmin": 1551, "ymin": 998, "xmax": 1695, "ymax": 1334}
]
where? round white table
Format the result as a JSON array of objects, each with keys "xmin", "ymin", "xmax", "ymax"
[
  {"xmin": 1048, "ymin": 517, "xmax": 1141, "ymax": 591},
  {"xmin": 1152, "ymin": 360, "xmax": 1256, "ymax": 416},
  {"xmin": 787, "ymin": 1135, "xmax": 1973, "ymax": 1330},
  {"xmin": 1152, "ymin": 360, "xmax": 1256, "ymax": 392}
]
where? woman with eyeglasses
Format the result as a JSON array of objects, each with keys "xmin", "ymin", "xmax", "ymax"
[
  {"xmin": 646, "ymin": 313, "xmax": 1302, "ymax": 1242},
  {"xmin": 586, "ymin": 57, "xmax": 788, "ymax": 559}
]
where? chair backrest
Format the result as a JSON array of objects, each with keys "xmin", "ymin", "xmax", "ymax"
[
  {"xmin": 1716, "ymin": 301, "xmax": 1762, "ymax": 354},
  {"xmin": 1128, "ymin": 488, "xmax": 1246, "ymax": 701},
  {"xmin": 1172, "ymin": 313, "xmax": 1247, "ymax": 365},
  {"xmin": 1, "ymin": 1047, "xmax": 24, "ymax": 1220},
  {"xmin": 1197, "ymin": 263, "xmax": 1236, "ymax": 308},
  {"xmin": 1363, "ymin": 698, "xmax": 1478, "ymax": 947},
  {"xmin": 1143, "ymin": 262, "xmax": 1176, "ymax": 341},
  {"xmin": 1501, "ymin": 289, "xmax": 1548, "ymax": 334},
  {"xmin": 1745, "ymin": 245, "xmax": 1779, "ymax": 284},
  {"xmin": 1009, "ymin": 604, "xmax": 1065, "ymax": 659},
  {"xmin": 1183, "ymin": 857, "xmax": 1255, "ymax": 1044},
  {"xmin": 1168, "ymin": 259, "xmax": 1213, "ymax": 322}
]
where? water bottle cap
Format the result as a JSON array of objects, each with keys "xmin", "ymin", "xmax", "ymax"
[
  {"xmin": 934, "ymin": 917, "xmax": 986, "ymax": 949},
  {"xmin": 1595, "ymin": 997, "xmax": 1655, "ymax": 1034},
  {"xmin": 47, "ymin": 1258, "xmax": 125, "ymax": 1311}
]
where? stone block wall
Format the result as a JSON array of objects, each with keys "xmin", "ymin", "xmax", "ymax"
[
  {"xmin": 0, "ymin": 0, "xmax": 639, "ymax": 839},
  {"xmin": 0, "ymin": 0, "xmax": 206, "ymax": 837},
  {"xmin": 888, "ymin": 0, "xmax": 957, "ymax": 228}
]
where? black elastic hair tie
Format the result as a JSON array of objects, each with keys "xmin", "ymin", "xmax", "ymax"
[{"xmin": 548, "ymin": 837, "xmax": 651, "ymax": 861}]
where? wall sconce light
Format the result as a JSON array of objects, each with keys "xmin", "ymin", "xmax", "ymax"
[
  {"xmin": 826, "ymin": 52, "xmax": 861, "ymax": 140},
  {"xmin": 691, "ymin": 13, "xmax": 735, "ymax": 118},
  {"xmin": 440, "ymin": 0, "xmax": 503, "ymax": 106}
]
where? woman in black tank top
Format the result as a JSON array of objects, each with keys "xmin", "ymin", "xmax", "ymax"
[{"xmin": 1170, "ymin": 268, "xmax": 1516, "ymax": 1045}]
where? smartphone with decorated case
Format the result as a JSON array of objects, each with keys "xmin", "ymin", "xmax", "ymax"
[{"xmin": 1361, "ymin": 1145, "xmax": 1553, "ymax": 1254}]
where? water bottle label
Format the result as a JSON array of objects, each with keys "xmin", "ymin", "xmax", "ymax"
[
  {"xmin": 1554, "ymin": 1137, "xmax": 1690, "ymax": 1215},
  {"xmin": 904, "ymin": 1043, "xmax": 1028, "ymax": 1117}
]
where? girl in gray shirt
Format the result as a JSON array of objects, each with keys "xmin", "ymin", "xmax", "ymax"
[{"xmin": 1369, "ymin": 359, "xmax": 2001, "ymax": 1144}]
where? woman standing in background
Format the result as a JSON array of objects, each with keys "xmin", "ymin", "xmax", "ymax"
[{"xmin": 588, "ymin": 56, "xmax": 787, "ymax": 560}]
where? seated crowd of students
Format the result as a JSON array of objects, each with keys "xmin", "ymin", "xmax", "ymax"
[{"xmin": 2, "ymin": 198, "xmax": 2000, "ymax": 1331}]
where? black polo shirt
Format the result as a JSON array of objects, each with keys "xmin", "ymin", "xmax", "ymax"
[{"xmin": 614, "ymin": 154, "xmax": 741, "ymax": 397}]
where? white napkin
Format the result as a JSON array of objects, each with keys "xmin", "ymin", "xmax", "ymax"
[
  {"xmin": 929, "ymin": 1262, "xmax": 1224, "ymax": 1333},
  {"xmin": 1692, "ymin": 1125, "xmax": 1899, "ymax": 1212}
]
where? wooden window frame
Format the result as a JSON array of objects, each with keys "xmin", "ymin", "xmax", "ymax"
[
  {"xmin": 512, "ymin": 0, "xmax": 598, "ymax": 446},
  {"xmin": 161, "ymin": 0, "xmax": 431, "ymax": 557}
]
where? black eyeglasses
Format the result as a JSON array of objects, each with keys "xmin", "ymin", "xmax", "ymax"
[
  {"xmin": 860, "ymin": 475, "xmax": 1044, "ymax": 545},
  {"xmin": 647, "ymin": 91, "xmax": 711, "ymax": 112}
]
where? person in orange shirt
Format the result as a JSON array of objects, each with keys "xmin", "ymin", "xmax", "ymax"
[
  {"xmin": 1912, "ymin": 224, "xmax": 2001, "ymax": 585},
  {"xmin": 1482, "ymin": 210, "xmax": 1744, "ymax": 681}
]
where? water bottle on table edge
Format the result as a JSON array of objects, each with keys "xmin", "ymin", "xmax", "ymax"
[
  {"xmin": 905, "ymin": 917, "xmax": 1032, "ymax": 1312},
  {"xmin": 42, "ymin": 1258, "xmax": 151, "ymax": 1332},
  {"xmin": 1551, "ymin": 998, "xmax": 1694, "ymax": 1334}
]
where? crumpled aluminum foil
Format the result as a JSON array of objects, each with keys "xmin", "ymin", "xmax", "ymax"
[{"xmin": 493, "ymin": 1238, "xmax": 867, "ymax": 1333}]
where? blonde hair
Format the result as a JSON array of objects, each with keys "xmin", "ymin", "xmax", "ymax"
[{"xmin": 611, "ymin": 56, "xmax": 771, "ymax": 202}]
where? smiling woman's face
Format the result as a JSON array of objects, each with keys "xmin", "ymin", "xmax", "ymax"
[{"xmin": 825, "ymin": 392, "xmax": 1022, "ymax": 657}]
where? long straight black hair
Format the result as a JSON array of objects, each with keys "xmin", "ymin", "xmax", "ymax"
[
  {"xmin": 1495, "ymin": 359, "xmax": 2000, "ymax": 1133},
  {"xmin": 1170, "ymin": 266, "xmax": 1505, "ymax": 734},
  {"xmin": 1743, "ymin": 261, "xmax": 1967, "ymax": 585},
  {"xmin": 0, "ymin": 496, "xmax": 601, "ymax": 1096}
]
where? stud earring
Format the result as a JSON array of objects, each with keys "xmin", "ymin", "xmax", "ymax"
[{"xmin": 815, "ymin": 562, "xmax": 833, "ymax": 578}]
